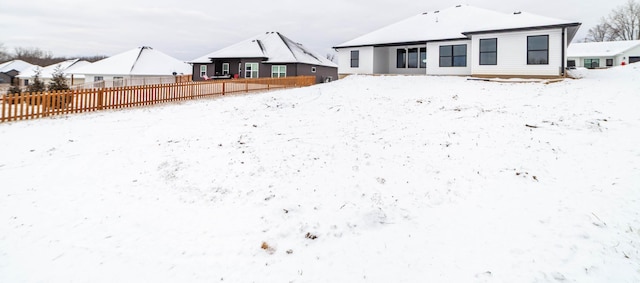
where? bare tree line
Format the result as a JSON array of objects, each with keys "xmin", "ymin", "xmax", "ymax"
[
  {"xmin": 586, "ymin": 0, "xmax": 640, "ymax": 42},
  {"xmin": 0, "ymin": 44, "xmax": 106, "ymax": 66}
]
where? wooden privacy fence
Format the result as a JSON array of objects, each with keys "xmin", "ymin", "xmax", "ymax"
[{"xmin": 1, "ymin": 76, "xmax": 315, "ymax": 122}]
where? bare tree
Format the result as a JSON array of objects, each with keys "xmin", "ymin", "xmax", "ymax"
[
  {"xmin": 586, "ymin": 19, "xmax": 613, "ymax": 42},
  {"xmin": 0, "ymin": 43, "xmax": 9, "ymax": 62},
  {"xmin": 1, "ymin": 43, "xmax": 107, "ymax": 65},
  {"xmin": 583, "ymin": 0, "xmax": 640, "ymax": 42},
  {"xmin": 326, "ymin": 53, "xmax": 336, "ymax": 62},
  {"xmin": 608, "ymin": 0, "xmax": 640, "ymax": 40}
]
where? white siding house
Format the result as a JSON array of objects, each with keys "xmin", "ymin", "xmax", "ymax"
[
  {"xmin": 334, "ymin": 5, "xmax": 581, "ymax": 78},
  {"xmin": 426, "ymin": 40, "xmax": 471, "ymax": 76},
  {"xmin": 16, "ymin": 59, "xmax": 91, "ymax": 87},
  {"xmin": 567, "ymin": 40, "xmax": 640, "ymax": 68},
  {"xmin": 469, "ymin": 28, "xmax": 567, "ymax": 77},
  {"xmin": 68, "ymin": 46, "xmax": 191, "ymax": 88}
]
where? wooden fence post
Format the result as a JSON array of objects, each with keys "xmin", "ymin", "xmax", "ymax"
[
  {"xmin": 98, "ymin": 90, "xmax": 104, "ymax": 110},
  {"xmin": 1, "ymin": 96, "xmax": 5, "ymax": 122},
  {"xmin": 222, "ymin": 81, "xmax": 226, "ymax": 95},
  {"xmin": 41, "ymin": 92, "xmax": 49, "ymax": 117}
]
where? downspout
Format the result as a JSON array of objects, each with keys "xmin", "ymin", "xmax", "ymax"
[{"xmin": 561, "ymin": 28, "xmax": 566, "ymax": 77}]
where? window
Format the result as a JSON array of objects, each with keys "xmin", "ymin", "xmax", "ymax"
[
  {"xmin": 567, "ymin": 60, "xmax": 576, "ymax": 68},
  {"xmin": 311, "ymin": 67, "xmax": 317, "ymax": 73},
  {"xmin": 200, "ymin": 65, "xmax": 207, "ymax": 77},
  {"xmin": 606, "ymin": 59, "xmax": 613, "ymax": 67},
  {"xmin": 350, "ymin": 50, "xmax": 359, "ymax": 68},
  {"xmin": 420, "ymin": 47, "xmax": 427, "ymax": 68},
  {"xmin": 245, "ymin": 63, "xmax": 259, "ymax": 78},
  {"xmin": 408, "ymin": 48, "xmax": 419, "ymax": 68},
  {"xmin": 271, "ymin": 65, "xmax": 286, "ymax": 78},
  {"xmin": 439, "ymin": 44, "xmax": 467, "ymax": 67},
  {"xmin": 397, "ymin": 49, "xmax": 407, "ymax": 68},
  {"xmin": 222, "ymin": 63, "xmax": 230, "ymax": 75},
  {"xmin": 479, "ymin": 38, "xmax": 497, "ymax": 65},
  {"xmin": 527, "ymin": 35, "xmax": 549, "ymax": 65},
  {"xmin": 113, "ymin": 76, "xmax": 124, "ymax": 87},
  {"xmin": 584, "ymin": 59, "xmax": 600, "ymax": 69},
  {"xmin": 94, "ymin": 76, "xmax": 104, "ymax": 88},
  {"xmin": 24, "ymin": 79, "xmax": 29, "ymax": 86}
]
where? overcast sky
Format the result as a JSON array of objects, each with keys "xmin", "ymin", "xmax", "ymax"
[{"xmin": 0, "ymin": 0, "xmax": 630, "ymax": 61}]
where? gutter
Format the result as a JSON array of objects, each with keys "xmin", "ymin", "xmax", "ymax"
[
  {"xmin": 462, "ymin": 23, "xmax": 582, "ymax": 36},
  {"xmin": 561, "ymin": 27, "xmax": 566, "ymax": 76},
  {"xmin": 333, "ymin": 37, "xmax": 468, "ymax": 49}
]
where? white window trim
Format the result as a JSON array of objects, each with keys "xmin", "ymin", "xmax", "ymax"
[
  {"xmin": 271, "ymin": 65, "xmax": 286, "ymax": 78},
  {"xmin": 200, "ymin": 65, "xmax": 207, "ymax": 77},
  {"xmin": 245, "ymin": 63, "xmax": 259, "ymax": 78},
  {"xmin": 222, "ymin": 63, "xmax": 230, "ymax": 75}
]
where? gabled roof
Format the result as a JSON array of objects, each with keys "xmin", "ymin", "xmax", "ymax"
[
  {"xmin": 190, "ymin": 32, "xmax": 337, "ymax": 68},
  {"xmin": 0, "ymin": 60, "xmax": 40, "ymax": 74},
  {"xmin": 68, "ymin": 46, "xmax": 192, "ymax": 76},
  {"xmin": 17, "ymin": 59, "xmax": 91, "ymax": 79},
  {"xmin": 334, "ymin": 5, "xmax": 581, "ymax": 48},
  {"xmin": 567, "ymin": 40, "xmax": 640, "ymax": 57}
]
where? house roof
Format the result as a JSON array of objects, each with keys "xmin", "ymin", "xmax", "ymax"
[
  {"xmin": 17, "ymin": 59, "xmax": 91, "ymax": 79},
  {"xmin": 190, "ymin": 32, "xmax": 337, "ymax": 68},
  {"xmin": 0, "ymin": 60, "xmax": 40, "ymax": 74},
  {"xmin": 334, "ymin": 5, "xmax": 581, "ymax": 48},
  {"xmin": 68, "ymin": 46, "xmax": 192, "ymax": 76},
  {"xmin": 567, "ymin": 40, "xmax": 640, "ymax": 57}
]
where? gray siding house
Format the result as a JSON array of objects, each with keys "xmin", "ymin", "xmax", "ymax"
[
  {"xmin": 189, "ymin": 32, "xmax": 338, "ymax": 83},
  {"xmin": 0, "ymin": 60, "xmax": 39, "ymax": 86}
]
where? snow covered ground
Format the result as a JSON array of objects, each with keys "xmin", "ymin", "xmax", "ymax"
[{"xmin": 1, "ymin": 66, "xmax": 639, "ymax": 282}]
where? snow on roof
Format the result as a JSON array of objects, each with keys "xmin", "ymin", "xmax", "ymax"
[
  {"xmin": 335, "ymin": 5, "xmax": 580, "ymax": 48},
  {"xmin": 68, "ymin": 47, "xmax": 192, "ymax": 76},
  {"xmin": 190, "ymin": 32, "xmax": 337, "ymax": 68},
  {"xmin": 0, "ymin": 60, "xmax": 40, "ymax": 74},
  {"xmin": 567, "ymin": 40, "xmax": 640, "ymax": 57},
  {"xmin": 17, "ymin": 59, "xmax": 91, "ymax": 79}
]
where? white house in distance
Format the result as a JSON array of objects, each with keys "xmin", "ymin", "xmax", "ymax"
[
  {"xmin": 16, "ymin": 59, "xmax": 91, "ymax": 87},
  {"xmin": 334, "ymin": 5, "xmax": 581, "ymax": 78},
  {"xmin": 567, "ymin": 40, "xmax": 640, "ymax": 68},
  {"xmin": 68, "ymin": 46, "xmax": 192, "ymax": 88}
]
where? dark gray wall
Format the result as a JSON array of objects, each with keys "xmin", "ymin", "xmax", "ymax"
[
  {"xmin": 0, "ymin": 70, "xmax": 20, "ymax": 85},
  {"xmin": 294, "ymin": 64, "xmax": 338, "ymax": 83},
  {"xmin": 0, "ymin": 73, "xmax": 11, "ymax": 84},
  {"xmin": 192, "ymin": 60, "xmax": 338, "ymax": 84}
]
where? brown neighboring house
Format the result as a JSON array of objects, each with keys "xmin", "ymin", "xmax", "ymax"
[{"xmin": 189, "ymin": 32, "xmax": 338, "ymax": 83}]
